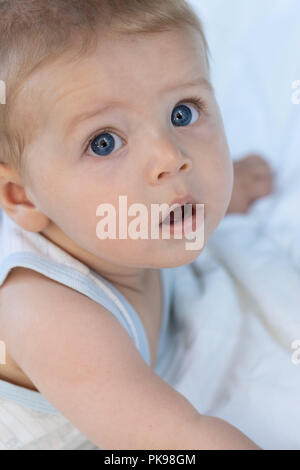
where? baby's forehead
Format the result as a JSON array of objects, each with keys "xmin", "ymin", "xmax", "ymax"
[
  {"xmin": 31, "ymin": 28, "xmax": 206, "ymax": 89},
  {"xmin": 22, "ymin": 28, "xmax": 209, "ymax": 128}
]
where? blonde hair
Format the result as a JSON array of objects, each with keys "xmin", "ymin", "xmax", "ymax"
[{"xmin": 0, "ymin": 0, "xmax": 210, "ymax": 174}]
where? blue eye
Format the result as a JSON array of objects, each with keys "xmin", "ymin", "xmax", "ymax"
[
  {"xmin": 171, "ymin": 102, "xmax": 200, "ymax": 127},
  {"xmin": 86, "ymin": 97, "xmax": 205, "ymax": 158},
  {"xmin": 89, "ymin": 131, "xmax": 123, "ymax": 158}
]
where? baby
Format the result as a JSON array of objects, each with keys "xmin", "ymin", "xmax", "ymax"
[{"xmin": 0, "ymin": 0, "xmax": 273, "ymax": 450}]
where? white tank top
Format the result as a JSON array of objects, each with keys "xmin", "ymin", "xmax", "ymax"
[{"xmin": 0, "ymin": 209, "xmax": 175, "ymax": 449}]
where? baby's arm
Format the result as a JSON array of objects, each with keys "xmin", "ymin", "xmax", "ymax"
[
  {"xmin": 226, "ymin": 154, "xmax": 275, "ymax": 214},
  {"xmin": 0, "ymin": 267, "xmax": 260, "ymax": 450}
]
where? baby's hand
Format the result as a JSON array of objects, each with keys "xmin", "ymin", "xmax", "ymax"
[{"xmin": 226, "ymin": 154, "xmax": 275, "ymax": 214}]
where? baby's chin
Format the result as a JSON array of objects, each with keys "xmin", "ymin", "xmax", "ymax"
[
  {"xmin": 138, "ymin": 240, "xmax": 207, "ymax": 269},
  {"xmin": 159, "ymin": 251, "xmax": 205, "ymax": 269}
]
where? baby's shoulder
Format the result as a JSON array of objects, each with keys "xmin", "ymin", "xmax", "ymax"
[
  {"xmin": 0, "ymin": 266, "xmax": 43, "ymax": 321},
  {"xmin": 0, "ymin": 265, "xmax": 112, "ymax": 367},
  {"xmin": 0, "ymin": 267, "xmax": 61, "ymax": 390},
  {"xmin": 1, "ymin": 266, "xmax": 58, "ymax": 298},
  {"xmin": 0, "ymin": 266, "xmax": 65, "ymax": 329}
]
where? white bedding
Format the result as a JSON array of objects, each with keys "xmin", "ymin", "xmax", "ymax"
[{"xmin": 164, "ymin": 0, "xmax": 300, "ymax": 450}]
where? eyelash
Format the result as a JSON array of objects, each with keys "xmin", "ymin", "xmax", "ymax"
[{"xmin": 84, "ymin": 95, "xmax": 207, "ymax": 154}]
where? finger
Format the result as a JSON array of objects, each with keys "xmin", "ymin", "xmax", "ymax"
[
  {"xmin": 250, "ymin": 164, "xmax": 275, "ymax": 181},
  {"xmin": 244, "ymin": 154, "xmax": 269, "ymax": 166},
  {"xmin": 251, "ymin": 179, "xmax": 275, "ymax": 200},
  {"xmin": 245, "ymin": 155, "xmax": 273, "ymax": 174},
  {"xmin": 252, "ymin": 162, "xmax": 273, "ymax": 176},
  {"xmin": 227, "ymin": 192, "xmax": 250, "ymax": 214}
]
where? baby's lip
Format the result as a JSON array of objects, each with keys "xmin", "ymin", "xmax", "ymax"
[{"xmin": 159, "ymin": 194, "xmax": 199, "ymax": 225}]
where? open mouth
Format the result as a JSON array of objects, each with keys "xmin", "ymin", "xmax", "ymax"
[{"xmin": 160, "ymin": 203, "xmax": 196, "ymax": 226}]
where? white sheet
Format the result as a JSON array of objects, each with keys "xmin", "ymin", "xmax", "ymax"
[{"xmin": 163, "ymin": 0, "xmax": 300, "ymax": 450}]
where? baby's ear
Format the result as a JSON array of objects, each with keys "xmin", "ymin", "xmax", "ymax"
[{"xmin": 0, "ymin": 162, "xmax": 50, "ymax": 232}]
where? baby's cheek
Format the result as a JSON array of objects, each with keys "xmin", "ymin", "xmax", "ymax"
[
  {"xmin": 214, "ymin": 131, "xmax": 234, "ymax": 199},
  {"xmin": 211, "ymin": 105, "xmax": 233, "ymax": 186},
  {"xmin": 206, "ymin": 152, "xmax": 234, "ymax": 220},
  {"xmin": 225, "ymin": 156, "xmax": 234, "ymax": 200}
]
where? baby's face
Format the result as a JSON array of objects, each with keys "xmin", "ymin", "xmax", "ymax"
[{"xmin": 22, "ymin": 27, "xmax": 233, "ymax": 272}]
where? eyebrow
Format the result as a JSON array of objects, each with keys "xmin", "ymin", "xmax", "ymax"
[
  {"xmin": 163, "ymin": 76, "xmax": 214, "ymax": 94},
  {"xmin": 64, "ymin": 76, "xmax": 213, "ymax": 137}
]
